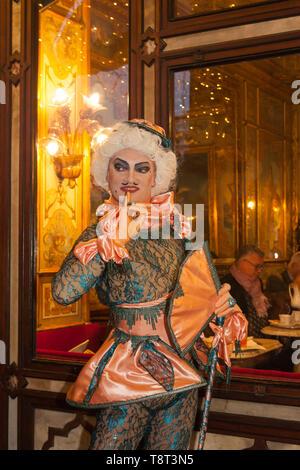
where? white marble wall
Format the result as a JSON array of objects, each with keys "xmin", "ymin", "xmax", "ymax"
[
  {"xmin": 34, "ymin": 409, "xmax": 95, "ymax": 450},
  {"xmin": 191, "ymin": 432, "xmax": 300, "ymax": 450}
]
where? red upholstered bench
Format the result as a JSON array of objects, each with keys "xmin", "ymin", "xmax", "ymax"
[
  {"xmin": 231, "ymin": 367, "xmax": 300, "ymax": 382},
  {"xmin": 36, "ymin": 323, "xmax": 108, "ymax": 362}
]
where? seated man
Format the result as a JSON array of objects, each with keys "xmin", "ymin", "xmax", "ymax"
[
  {"xmin": 222, "ymin": 245, "xmax": 269, "ymax": 337},
  {"xmin": 266, "ymin": 251, "xmax": 300, "ymax": 318}
]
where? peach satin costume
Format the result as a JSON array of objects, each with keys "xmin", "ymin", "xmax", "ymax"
[{"xmin": 52, "ymin": 193, "xmax": 246, "ymax": 409}]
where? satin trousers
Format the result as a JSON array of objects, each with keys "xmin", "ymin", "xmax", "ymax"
[{"xmin": 89, "ymin": 388, "xmax": 198, "ymax": 450}]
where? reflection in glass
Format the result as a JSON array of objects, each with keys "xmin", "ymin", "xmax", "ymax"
[
  {"xmin": 172, "ymin": 59, "xmax": 299, "ymax": 262},
  {"xmin": 173, "ymin": 0, "xmax": 273, "ymax": 17},
  {"xmin": 36, "ymin": 0, "xmax": 129, "ymax": 334},
  {"xmin": 172, "ymin": 55, "xmax": 300, "ymax": 373},
  {"xmin": 174, "ymin": 67, "xmax": 237, "ymax": 259}
]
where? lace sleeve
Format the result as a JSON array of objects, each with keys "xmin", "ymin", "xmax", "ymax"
[{"xmin": 51, "ymin": 225, "xmax": 105, "ymax": 306}]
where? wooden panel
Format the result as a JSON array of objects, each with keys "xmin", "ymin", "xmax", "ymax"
[
  {"xmin": 0, "ymin": 0, "xmax": 11, "ymax": 451},
  {"xmin": 195, "ymin": 410, "xmax": 300, "ymax": 445},
  {"xmin": 129, "ymin": 0, "xmax": 144, "ymax": 118},
  {"xmin": 18, "ymin": 386, "xmax": 300, "ymax": 449},
  {"xmin": 18, "ymin": 389, "xmax": 94, "ymax": 450},
  {"xmin": 210, "ymin": 375, "xmax": 300, "ymax": 407},
  {"xmin": 160, "ymin": 0, "xmax": 300, "ymax": 37}
]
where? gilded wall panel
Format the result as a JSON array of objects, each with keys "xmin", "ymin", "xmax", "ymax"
[{"xmin": 37, "ymin": 1, "xmax": 91, "ymax": 327}]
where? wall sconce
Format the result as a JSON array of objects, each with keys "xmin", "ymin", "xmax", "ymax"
[{"xmin": 39, "ymin": 88, "xmax": 106, "ymax": 188}]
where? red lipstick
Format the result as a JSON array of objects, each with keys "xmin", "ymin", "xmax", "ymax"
[{"xmin": 121, "ymin": 186, "xmax": 139, "ymax": 193}]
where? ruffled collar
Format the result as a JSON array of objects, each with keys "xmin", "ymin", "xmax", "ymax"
[{"xmin": 74, "ymin": 192, "xmax": 191, "ymax": 265}]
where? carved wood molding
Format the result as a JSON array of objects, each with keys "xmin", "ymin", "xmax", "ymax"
[
  {"xmin": 160, "ymin": 0, "xmax": 300, "ymax": 37},
  {"xmin": 0, "ymin": 50, "xmax": 29, "ymax": 86},
  {"xmin": 139, "ymin": 26, "xmax": 167, "ymax": 66},
  {"xmin": 41, "ymin": 411, "xmax": 94, "ymax": 450},
  {"xmin": 0, "ymin": 362, "xmax": 28, "ymax": 399}
]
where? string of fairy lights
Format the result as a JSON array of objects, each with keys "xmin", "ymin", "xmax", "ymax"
[
  {"xmin": 38, "ymin": 0, "xmax": 129, "ymax": 129},
  {"xmin": 90, "ymin": 0, "xmax": 129, "ymax": 113},
  {"xmin": 174, "ymin": 68, "xmax": 234, "ymax": 145},
  {"xmin": 38, "ymin": 0, "xmax": 129, "ymax": 67}
]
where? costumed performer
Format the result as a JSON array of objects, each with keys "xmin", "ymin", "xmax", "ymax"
[{"xmin": 52, "ymin": 119, "xmax": 247, "ymax": 450}]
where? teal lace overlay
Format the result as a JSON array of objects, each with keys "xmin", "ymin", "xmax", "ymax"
[
  {"xmin": 110, "ymin": 299, "xmax": 168, "ymax": 330},
  {"xmin": 52, "ymin": 224, "xmax": 187, "ymax": 310}
]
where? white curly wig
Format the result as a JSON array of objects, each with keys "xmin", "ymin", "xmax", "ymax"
[{"xmin": 91, "ymin": 122, "xmax": 177, "ymax": 197}]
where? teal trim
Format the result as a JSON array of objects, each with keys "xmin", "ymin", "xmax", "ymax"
[
  {"xmin": 234, "ymin": 340, "xmax": 241, "ymax": 357},
  {"xmin": 114, "ymin": 328, "xmax": 160, "ymax": 353},
  {"xmin": 226, "ymin": 366, "xmax": 231, "ymax": 385},
  {"xmin": 123, "ymin": 121, "xmax": 173, "ymax": 149},
  {"xmin": 82, "ymin": 328, "xmax": 194, "ymax": 405},
  {"xmin": 83, "ymin": 341, "xmax": 119, "ymax": 403},
  {"xmin": 202, "ymin": 241, "xmax": 221, "ymax": 293},
  {"xmin": 110, "ymin": 300, "xmax": 167, "ymax": 330},
  {"xmin": 190, "ymin": 347, "xmax": 225, "ymax": 382},
  {"xmin": 190, "ymin": 348, "xmax": 225, "ymax": 381},
  {"xmin": 66, "ymin": 382, "xmax": 205, "ymax": 410}
]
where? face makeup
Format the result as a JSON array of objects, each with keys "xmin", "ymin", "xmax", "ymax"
[{"xmin": 106, "ymin": 148, "xmax": 156, "ymax": 203}]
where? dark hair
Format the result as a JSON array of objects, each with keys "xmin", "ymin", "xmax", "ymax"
[{"xmin": 236, "ymin": 245, "xmax": 264, "ymax": 261}]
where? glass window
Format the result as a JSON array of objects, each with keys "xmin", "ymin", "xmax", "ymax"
[
  {"xmin": 172, "ymin": 54, "xmax": 300, "ymax": 372},
  {"xmin": 36, "ymin": 0, "xmax": 129, "ymax": 335},
  {"xmin": 173, "ymin": 67, "xmax": 238, "ymax": 259},
  {"xmin": 172, "ymin": 0, "xmax": 275, "ymax": 18}
]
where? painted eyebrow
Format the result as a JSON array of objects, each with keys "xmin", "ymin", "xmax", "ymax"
[
  {"xmin": 135, "ymin": 162, "xmax": 151, "ymax": 169},
  {"xmin": 113, "ymin": 158, "xmax": 151, "ymax": 169},
  {"xmin": 114, "ymin": 158, "xmax": 129, "ymax": 167}
]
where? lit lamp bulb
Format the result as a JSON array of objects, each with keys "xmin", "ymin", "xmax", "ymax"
[
  {"xmin": 53, "ymin": 88, "xmax": 69, "ymax": 105},
  {"xmin": 84, "ymin": 92, "xmax": 106, "ymax": 109},
  {"xmin": 88, "ymin": 93, "xmax": 100, "ymax": 107},
  {"xmin": 91, "ymin": 128, "xmax": 112, "ymax": 148},
  {"xmin": 247, "ymin": 201, "xmax": 255, "ymax": 209},
  {"xmin": 82, "ymin": 93, "xmax": 106, "ymax": 115},
  {"xmin": 38, "ymin": 136, "xmax": 66, "ymax": 156},
  {"xmin": 46, "ymin": 141, "xmax": 59, "ymax": 156},
  {"xmin": 273, "ymin": 252, "xmax": 279, "ymax": 259}
]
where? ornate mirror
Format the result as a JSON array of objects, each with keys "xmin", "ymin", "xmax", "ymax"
[
  {"xmin": 35, "ymin": 0, "xmax": 129, "ymax": 361},
  {"xmin": 170, "ymin": 53, "xmax": 300, "ymax": 375}
]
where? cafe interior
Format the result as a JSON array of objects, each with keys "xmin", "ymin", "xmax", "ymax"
[{"xmin": 1, "ymin": 0, "xmax": 300, "ymax": 450}]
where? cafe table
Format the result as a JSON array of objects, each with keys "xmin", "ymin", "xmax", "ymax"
[
  {"xmin": 261, "ymin": 321, "xmax": 300, "ymax": 372},
  {"xmin": 204, "ymin": 336, "xmax": 283, "ymax": 369},
  {"xmin": 229, "ymin": 337, "xmax": 283, "ymax": 369}
]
